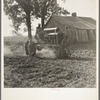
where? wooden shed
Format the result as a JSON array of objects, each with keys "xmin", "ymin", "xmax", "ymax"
[{"xmin": 42, "ymin": 15, "xmax": 96, "ymax": 43}]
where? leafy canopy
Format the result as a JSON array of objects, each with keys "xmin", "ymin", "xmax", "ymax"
[{"xmin": 4, "ymin": 0, "xmax": 70, "ymax": 32}]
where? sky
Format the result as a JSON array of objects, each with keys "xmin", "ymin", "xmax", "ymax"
[{"xmin": 3, "ymin": 0, "xmax": 98, "ymax": 36}]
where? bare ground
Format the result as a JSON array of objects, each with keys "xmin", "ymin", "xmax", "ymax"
[{"xmin": 4, "ymin": 42, "xmax": 96, "ymax": 88}]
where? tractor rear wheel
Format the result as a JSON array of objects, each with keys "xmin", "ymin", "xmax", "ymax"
[{"xmin": 25, "ymin": 41, "xmax": 36, "ymax": 56}]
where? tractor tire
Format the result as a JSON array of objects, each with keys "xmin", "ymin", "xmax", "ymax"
[{"xmin": 25, "ymin": 41, "xmax": 36, "ymax": 56}]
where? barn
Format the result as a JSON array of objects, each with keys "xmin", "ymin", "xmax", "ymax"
[{"xmin": 37, "ymin": 14, "xmax": 96, "ymax": 44}]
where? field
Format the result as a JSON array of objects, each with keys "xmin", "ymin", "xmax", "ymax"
[{"xmin": 4, "ymin": 36, "xmax": 96, "ymax": 88}]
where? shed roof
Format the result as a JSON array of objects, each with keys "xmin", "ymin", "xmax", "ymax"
[
  {"xmin": 46, "ymin": 15, "xmax": 96, "ymax": 30},
  {"xmin": 79, "ymin": 17, "xmax": 96, "ymax": 25}
]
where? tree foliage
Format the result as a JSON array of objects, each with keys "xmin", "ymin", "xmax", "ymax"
[
  {"xmin": 4, "ymin": 0, "xmax": 35, "ymax": 39},
  {"xmin": 34, "ymin": 0, "xmax": 70, "ymax": 27},
  {"xmin": 4, "ymin": 0, "xmax": 70, "ymax": 39}
]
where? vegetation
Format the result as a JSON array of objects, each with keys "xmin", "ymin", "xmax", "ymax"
[{"xmin": 4, "ymin": 0, "xmax": 69, "ymax": 40}]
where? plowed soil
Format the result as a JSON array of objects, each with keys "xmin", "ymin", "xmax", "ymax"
[{"xmin": 4, "ymin": 42, "xmax": 96, "ymax": 88}]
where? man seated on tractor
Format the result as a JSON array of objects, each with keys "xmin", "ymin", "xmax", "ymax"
[
  {"xmin": 25, "ymin": 24, "xmax": 43, "ymax": 56},
  {"xmin": 59, "ymin": 35, "xmax": 71, "ymax": 58}
]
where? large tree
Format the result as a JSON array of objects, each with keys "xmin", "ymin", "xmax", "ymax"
[
  {"xmin": 34, "ymin": 0, "xmax": 70, "ymax": 27},
  {"xmin": 4, "ymin": 0, "xmax": 35, "ymax": 40},
  {"xmin": 4, "ymin": 0, "xmax": 69, "ymax": 40}
]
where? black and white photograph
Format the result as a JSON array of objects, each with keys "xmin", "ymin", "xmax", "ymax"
[{"xmin": 3, "ymin": 0, "xmax": 97, "ymax": 89}]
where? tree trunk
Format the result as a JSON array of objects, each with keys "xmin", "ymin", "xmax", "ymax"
[
  {"xmin": 41, "ymin": 16, "xmax": 45, "ymax": 28},
  {"xmin": 26, "ymin": 13, "xmax": 32, "ymax": 40}
]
